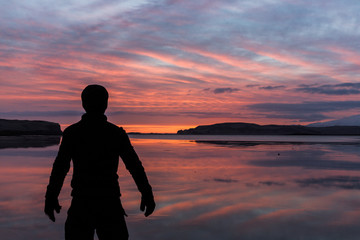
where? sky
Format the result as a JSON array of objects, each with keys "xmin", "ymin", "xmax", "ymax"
[{"xmin": 1, "ymin": 0, "xmax": 360, "ymax": 133}]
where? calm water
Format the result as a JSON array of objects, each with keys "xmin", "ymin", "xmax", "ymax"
[{"xmin": 1, "ymin": 135, "xmax": 360, "ymax": 240}]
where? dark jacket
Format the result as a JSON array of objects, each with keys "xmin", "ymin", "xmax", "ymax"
[{"xmin": 46, "ymin": 113, "xmax": 152, "ymax": 199}]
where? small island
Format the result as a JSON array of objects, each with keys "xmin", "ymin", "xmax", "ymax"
[
  {"xmin": 177, "ymin": 122, "xmax": 360, "ymax": 135},
  {"xmin": 0, "ymin": 119, "xmax": 62, "ymax": 136}
]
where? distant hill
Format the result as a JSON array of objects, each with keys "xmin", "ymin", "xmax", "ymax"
[
  {"xmin": 177, "ymin": 122, "xmax": 360, "ymax": 135},
  {"xmin": 0, "ymin": 119, "xmax": 62, "ymax": 136},
  {"xmin": 308, "ymin": 115, "xmax": 360, "ymax": 127}
]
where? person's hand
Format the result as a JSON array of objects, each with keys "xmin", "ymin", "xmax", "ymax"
[
  {"xmin": 140, "ymin": 194, "xmax": 155, "ymax": 217},
  {"xmin": 44, "ymin": 197, "xmax": 62, "ymax": 222}
]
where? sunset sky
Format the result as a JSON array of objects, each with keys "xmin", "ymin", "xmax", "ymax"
[{"xmin": 1, "ymin": 0, "xmax": 360, "ymax": 133}]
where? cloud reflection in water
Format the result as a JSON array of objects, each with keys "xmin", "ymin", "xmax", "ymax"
[{"xmin": 1, "ymin": 136, "xmax": 360, "ymax": 240}]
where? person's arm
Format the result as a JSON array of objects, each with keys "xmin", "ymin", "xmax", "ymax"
[
  {"xmin": 119, "ymin": 128, "xmax": 155, "ymax": 217},
  {"xmin": 44, "ymin": 130, "xmax": 72, "ymax": 222}
]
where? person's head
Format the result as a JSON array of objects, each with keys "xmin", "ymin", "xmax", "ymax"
[{"xmin": 81, "ymin": 85, "xmax": 109, "ymax": 114}]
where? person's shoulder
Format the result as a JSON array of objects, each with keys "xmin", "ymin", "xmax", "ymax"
[
  {"xmin": 105, "ymin": 121, "xmax": 127, "ymax": 134},
  {"xmin": 62, "ymin": 121, "xmax": 82, "ymax": 135},
  {"xmin": 105, "ymin": 122, "xmax": 131, "ymax": 144}
]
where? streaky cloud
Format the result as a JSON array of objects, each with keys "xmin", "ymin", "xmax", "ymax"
[
  {"xmin": 248, "ymin": 101, "xmax": 360, "ymax": 113},
  {"xmin": 259, "ymin": 85, "xmax": 286, "ymax": 90},
  {"xmin": 295, "ymin": 82, "xmax": 360, "ymax": 95},
  {"xmin": 213, "ymin": 88, "xmax": 240, "ymax": 94},
  {"xmin": 259, "ymin": 113, "xmax": 329, "ymax": 122},
  {"xmin": 213, "ymin": 178, "xmax": 238, "ymax": 183},
  {"xmin": 259, "ymin": 181, "xmax": 285, "ymax": 186},
  {"xmin": 2, "ymin": 0, "xmax": 360, "ymax": 126},
  {"xmin": 1, "ymin": 111, "xmax": 83, "ymax": 117}
]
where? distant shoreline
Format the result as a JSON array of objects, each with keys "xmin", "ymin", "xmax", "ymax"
[
  {"xmin": 2, "ymin": 119, "xmax": 360, "ymax": 136},
  {"xmin": 177, "ymin": 122, "xmax": 360, "ymax": 136}
]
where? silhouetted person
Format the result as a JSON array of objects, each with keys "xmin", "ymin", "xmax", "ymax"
[{"xmin": 45, "ymin": 85, "xmax": 155, "ymax": 240}]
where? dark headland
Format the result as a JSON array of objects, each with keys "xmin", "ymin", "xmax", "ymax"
[
  {"xmin": 0, "ymin": 119, "xmax": 62, "ymax": 136},
  {"xmin": 177, "ymin": 122, "xmax": 360, "ymax": 135}
]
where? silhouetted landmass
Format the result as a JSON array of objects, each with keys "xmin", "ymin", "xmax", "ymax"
[
  {"xmin": 177, "ymin": 122, "xmax": 360, "ymax": 135},
  {"xmin": 0, "ymin": 119, "xmax": 62, "ymax": 136}
]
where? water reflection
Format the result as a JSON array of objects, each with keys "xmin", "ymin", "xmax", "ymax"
[
  {"xmin": 1, "ymin": 136, "xmax": 360, "ymax": 240},
  {"xmin": 296, "ymin": 176, "xmax": 360, "ymax": 189},
  {"xmin": 0, "ymin": 135, "xmax": 60, "ymax": 149}
]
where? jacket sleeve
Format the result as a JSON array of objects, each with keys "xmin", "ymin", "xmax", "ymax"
[
  {"xmin": 118, "ymin": 128, "xmax": 153, "ymax": 197},
  {"xmin": 45, "ymin": 129, "xmax": 72, "ymax": 199}
]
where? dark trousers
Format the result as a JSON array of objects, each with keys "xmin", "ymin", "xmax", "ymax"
[{"xmin": 65, "ymin": 197, "xmax": 128, "ymax": 240}]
